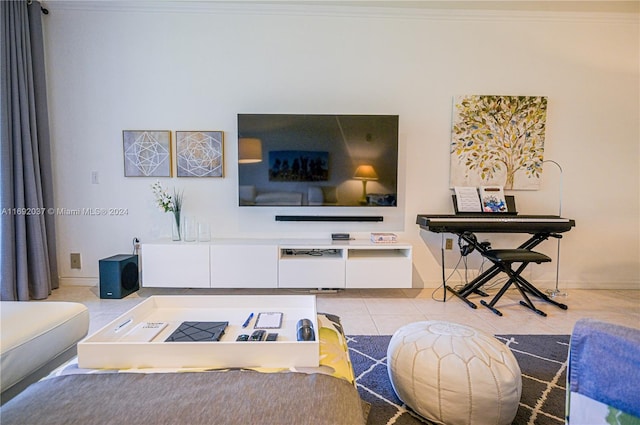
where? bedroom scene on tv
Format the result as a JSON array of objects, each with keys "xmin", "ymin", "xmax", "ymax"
[{"xmin": 238, "ymin": 114, "xmax": 399, "ymax": 207}]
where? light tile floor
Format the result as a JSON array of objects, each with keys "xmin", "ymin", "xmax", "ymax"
[{"xmin": 45, "ymin": 285, "xmax": 639, "ymax": 336}]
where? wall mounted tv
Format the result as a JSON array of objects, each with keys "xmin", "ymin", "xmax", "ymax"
[{"xmin": 238, "ymin": 114, "xmax": 399, "ymax": 207}]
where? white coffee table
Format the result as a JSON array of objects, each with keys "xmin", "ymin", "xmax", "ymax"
[{"xmin": 78, "ymin": 295, "xmax": 318, "ymax": 369}]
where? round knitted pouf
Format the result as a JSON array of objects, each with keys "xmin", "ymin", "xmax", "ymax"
[{"xmin": 387, "ymin": 321, "xmax": 522, "ymax": 425}]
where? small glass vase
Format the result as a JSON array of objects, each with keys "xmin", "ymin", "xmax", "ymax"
[
  {"xmin": 171, "ymin": 211, "xmax": 181, "ymax": 241},
  {"xmin": 183, "ymin": 215, "xmax": 197, "ymax": 242}
]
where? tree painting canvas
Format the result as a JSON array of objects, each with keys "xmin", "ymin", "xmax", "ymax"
[{"xmin": 450, "ymin": 95, "xmax": 548, "ymax": 190}]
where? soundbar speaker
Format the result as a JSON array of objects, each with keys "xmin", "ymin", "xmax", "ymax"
[
  {"xmin": 99, "ymin": 254, "xmax": 139, "ymax": 299},
  {"xmin": 275, "ymin": 215, "xmax": 383, "ymax": 222}
]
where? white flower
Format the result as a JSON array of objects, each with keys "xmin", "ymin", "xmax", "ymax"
[{"xmin": 151, "ymin": 180, "xmax": 182, "ymax": 213}]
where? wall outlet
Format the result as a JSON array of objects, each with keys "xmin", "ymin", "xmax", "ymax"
[
  {"xmin": 445, "ymin": 238, "xmax": 453, "ymax": 250},
  {"xmin": 70, "ymin": 253, "xmax": 81, "ymax": 269}
]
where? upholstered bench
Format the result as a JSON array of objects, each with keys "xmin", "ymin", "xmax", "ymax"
[
  {"xmin": 479, "ymin": 249, "xmax": 553, "ymax": 316},
  {"xmin": 0, "ymin": 301, "xmax": 89, "ymax": 403}
]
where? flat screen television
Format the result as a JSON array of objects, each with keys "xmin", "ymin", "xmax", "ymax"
[{"xmin": 238, "ymin": 114, "xmax": 399, "ymax": 207}]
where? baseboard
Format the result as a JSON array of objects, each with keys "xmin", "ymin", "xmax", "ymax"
[
  {"xmin": 58, "ymin": 276, "xmax": 638, "ymax": 290},
  {"xmin": 59, "ymin": 277, "xmax": 98, "ymax": 287},
  {"xmin": 420, "ymin": 279, "xmax": 640, "ymax": 290}
]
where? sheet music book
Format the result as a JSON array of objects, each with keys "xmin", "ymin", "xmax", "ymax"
[
  {"xmin": 454, "ymin": 187, "xmax": 482, "ymax": 212},
  {"xmin": 479, "ymin": 186, "xmax": 508, "ymax": 213},
  {"xmin": 165, "ymin": 321, "xmax": 228, "ymax": 342},
  {"xmin": 454, "ymin": 186, "xmax": 512, "ymax": 214}
]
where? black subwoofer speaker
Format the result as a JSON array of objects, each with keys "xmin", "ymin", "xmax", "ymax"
[{"xmin": 99, "ymin": 254, "xmax": 139, "ymax": 299}]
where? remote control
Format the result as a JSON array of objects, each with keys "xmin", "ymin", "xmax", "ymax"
[
  {"xmin": 250, "ymin": 330, "xmax": 266, "ymax": 341},
  {"xmin": 266, "ymin": 333, "xmax": 278, "ymax": 341}
]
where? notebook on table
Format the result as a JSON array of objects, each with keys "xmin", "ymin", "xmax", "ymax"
[{"xmin": 165, "ymin": 321, "xmax": 228, "ymax": 342}]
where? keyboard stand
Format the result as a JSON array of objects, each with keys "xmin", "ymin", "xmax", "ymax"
[
  {"xmin": 417, "ymin": 213, "xmax": 575, "ymax": 315},
  {"xmin": 445, "ymin": 231, "xmax": 569, "ymax": 312}
]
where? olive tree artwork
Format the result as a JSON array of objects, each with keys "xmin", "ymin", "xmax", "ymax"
[{"xmin": 450, "ymin": 95, "xmax": 548, "ymax": 190}]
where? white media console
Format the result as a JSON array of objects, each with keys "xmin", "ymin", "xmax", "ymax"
[{"xmin": 141, "ymin": 238, "xmax": 412, "ymax": 289}]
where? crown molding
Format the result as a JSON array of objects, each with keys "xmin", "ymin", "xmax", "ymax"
[{"xmin": 44, "ymin": 1, "xmax": 639, "ymax": 23}]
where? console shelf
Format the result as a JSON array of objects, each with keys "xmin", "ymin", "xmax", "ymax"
[
  {"xmin": 141, "ymin": 238, "xmax": 412, "ymax": 289},
  {"xmin": 279, "ymin": 248, "xmax": 346, "ymax": 288},
  {"xmin": 345, "ymin": 247, "xmax": 412, "ymax": 288},
  {"xmin": 347, "ymin": 248, "xmax": 411, "ymax": 259}
]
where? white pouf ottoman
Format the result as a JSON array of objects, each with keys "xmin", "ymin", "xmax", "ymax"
[{"xmin": 387, "ymin": 321, "xmax": 521, "ymax": 425}]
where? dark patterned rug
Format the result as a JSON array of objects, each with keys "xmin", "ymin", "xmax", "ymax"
[{"xmin": 347, "ymin": 334, "xmax": 570, "ymax": 425}]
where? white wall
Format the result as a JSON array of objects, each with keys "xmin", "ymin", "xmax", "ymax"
[{"xmin": 43, "ymin": 2, "xmax": 639, "ymax": 289}]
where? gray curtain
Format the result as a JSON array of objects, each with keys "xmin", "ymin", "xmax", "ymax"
[{"xmin": 1, "ymin": 0, "xmax": 58, "ymax": 300}]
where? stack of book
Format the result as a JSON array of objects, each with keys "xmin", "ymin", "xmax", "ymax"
[{"xmin": 370, "ymin": 232, "xmax": 397, "ymax": 243}]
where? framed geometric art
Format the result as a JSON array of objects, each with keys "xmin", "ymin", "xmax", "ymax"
[
  {"xmin": 176, "ymin": 131, "xmax": 224, "ymax": 177},
  {"xmin": 450, "ymin": 95, "xmax": 548, "ymax": 190},
  {"xmin": 123, "ymin": 130, "xmax": 172, "ymax": 177}
]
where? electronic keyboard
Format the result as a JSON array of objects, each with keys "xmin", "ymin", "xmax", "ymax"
[{"xmin": 416, "ymin": 214, "xmax": 576, "ymax": 234}]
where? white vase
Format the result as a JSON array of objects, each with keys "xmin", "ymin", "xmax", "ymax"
[
  {"xmin": 183, "ymin": 215, "xmax": 197, "ymax": 242},
  {"xmin": 198, "ymin": 222, "xmax": 211, "ymax": 242}
]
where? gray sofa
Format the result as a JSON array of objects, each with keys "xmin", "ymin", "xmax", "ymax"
[{"xmin": 567, "ymin": 318, "xmax": 640, "ymax": 423}]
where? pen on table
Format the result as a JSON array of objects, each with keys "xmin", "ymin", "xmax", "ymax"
[
  {"xmin": 114, "ymin": 318, "xmax": 133, "ymax": 332},
  {"xmin": 242, "ymin": 312, "xmax": 254, "ymax": 328}
]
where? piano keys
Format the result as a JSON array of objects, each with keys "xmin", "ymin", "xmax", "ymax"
[{"xmin": 416, "ymin": 214, "xmax": 576, "ymax": 234}]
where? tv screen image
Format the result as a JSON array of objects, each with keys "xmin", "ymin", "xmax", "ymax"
[
  {"xmin": 238, "ymin": 114, "xmax": 399, "ymax": 207},
  {"xmin": 269, "ymin": 150, "xmax": 329, "ymax": 182}
]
